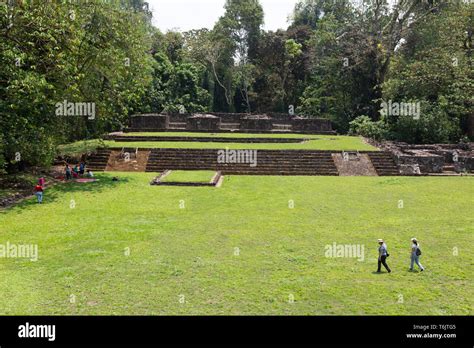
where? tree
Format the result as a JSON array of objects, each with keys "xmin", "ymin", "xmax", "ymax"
[
  {"xmin": 209, "ymin": 0, "xmax": 264, "ymax": 112},
  {"xmin": 0, "ymin": 1, "xmax": 153, "ymax": 172},
  {"xmin": 383, "ymin": 2, "xmax": 473, "ymax": 142},
  {"xmin": 139, "ymin": 30, "xmax": 211, "ymax": 114}
]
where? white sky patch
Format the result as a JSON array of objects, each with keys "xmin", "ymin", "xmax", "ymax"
[{"xmin": 149, "ymin": 0, "xmax": 300, "ymax": 32}]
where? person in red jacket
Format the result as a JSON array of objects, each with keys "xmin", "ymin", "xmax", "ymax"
[{"xmin": 34, "ymin": 184, "xmax": 44, "ymax": 204}]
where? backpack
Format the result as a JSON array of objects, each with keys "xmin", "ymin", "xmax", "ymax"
[{"xmin": 416, "ymin": 247, "xmax": 422, "ymax": 256}]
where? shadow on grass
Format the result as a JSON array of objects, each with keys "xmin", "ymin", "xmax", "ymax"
[{"xmin": 1, "ymin": 174, "xmax": 130, "ymax": 213}]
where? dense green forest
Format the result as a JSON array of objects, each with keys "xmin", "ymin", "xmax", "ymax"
[{"xmin": 0, "ymin": 0, "xmax": 473, "ymax": 172}]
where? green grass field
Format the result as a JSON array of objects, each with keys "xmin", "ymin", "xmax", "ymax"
[
  {"xmin": 161, "ymin": 171, "xmax": 216, "ymax": 183},
  {"xmin": 1, "ymin": 173, "xmax": 472, "ymax": 315},
  {"xmin": 58, "ymin": 135, "xmax": 377, "ymax": 155}
]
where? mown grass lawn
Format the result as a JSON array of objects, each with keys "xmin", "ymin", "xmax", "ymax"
[
  {"xmin": 162, "ymin": 171, "xmax": 216, "ymax": 183},
  {"xmin": 0, "ymin": 173, "xmax": 472, "ymax": 315},
  {"xmin": 57, "ymin": 139, "xmax": 106, "ymax": 157}
]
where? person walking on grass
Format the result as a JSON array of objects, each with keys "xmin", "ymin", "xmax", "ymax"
[
  {"xmin": 34, "ymin": 183, "xmax": 44, "ymax": 204},
  {"xmin": 410, "ymin": 238, "xmax": 425, "ymax": 272},
  {"xmin": 377, "ymin": 239, "xmax": 391, "ymax": 273}
]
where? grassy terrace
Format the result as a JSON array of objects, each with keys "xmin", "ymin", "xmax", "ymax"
[
  {"xmin": 117, "ymin": 133, "xmax": 377, "ymax": 151},
  {"xmin": 58, "ymin": 134, "xmax": 377, "ymax": 156},
  {"xmin": 1, "ymin": 173, "xmax": 472, "ymax": 315},
  {"xmin": 125, "ymin": 132, "xmax": 332, "ymax": 138}
]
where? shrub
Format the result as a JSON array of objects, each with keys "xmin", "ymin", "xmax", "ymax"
[{"xmin": 349, "ymin": 116, "xmax": 387, "ymax": 141}]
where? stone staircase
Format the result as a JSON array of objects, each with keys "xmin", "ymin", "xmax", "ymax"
[
  {"xmin": 442, "ymin": 164, "xmax": 457, "ymax": 175},
  {"xmin": 86, "ymin": 149, "xmax": 111, "ymax": 172},
  {"xmin": 146, "ymin": 149, "xmax": 339, "ymax": 176},
  {"xmin": 367, "ymin": 152, "xmax": 400, "ymax": 176}
]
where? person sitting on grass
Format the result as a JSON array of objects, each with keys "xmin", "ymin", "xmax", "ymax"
[
  {"xmin": 410, "ymin": 238, "xmax": 425, "ymax": 272},
  {"xmin": 86, "ymin": 169, "xmax": 94, "ymax": 178},
  {"xmin": 65, "ymin": 164, "xmax": 72, "ymax": 180},
  {"xmin": 34, "ymin": 183, "xmax": 44, "ymax": 204},
  {"xmin": 377, "ymin": 239, "xmax": 391, "ymax": 273}
]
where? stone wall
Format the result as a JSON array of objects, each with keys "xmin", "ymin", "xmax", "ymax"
[
  {"xmin": 131, "ymin": 114, "xmax": 169, "ymax": 130},
  {"xmin": 396, "ymin": 154, "xmax": 444, "ymax": 173},
  {"xmin": 186, "ymin": 115, "xmax": 221, "ymax": 131},
  {"xmin": 292, "ymin": 118, "xmax": 333, "ymax": 132},
  {"xmin": 130, "ymin": 112, "xmax": 335, "ymax": 134},
  {"xmin": 211, "ymin": 113, "xmax": 246, "ymax": 123},
  {"xmin": 455, "ymin": 156, "xmax": 474, "ymax": 173},
  {"xmin": 240, "ymin": 115, "xmax": 273, "ymax": 131}
]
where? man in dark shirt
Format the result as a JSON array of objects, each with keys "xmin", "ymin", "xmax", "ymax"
[{"xmin": 377, "ymin": 239, "xmax": 391, "ymax": 273}]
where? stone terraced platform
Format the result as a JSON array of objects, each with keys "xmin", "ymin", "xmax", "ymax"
[{"xmin": 86, "ymin": 148, "xmax": 401, "ymax": 176}]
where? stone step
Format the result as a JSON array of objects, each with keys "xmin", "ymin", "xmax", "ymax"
[
  {"xmin": 147, "ymin": 167, "xmax": 338, "ymax": 173},
  {"xmin": 147, "ymin": 166, "xmax": 338, "ymax": 171},
  {"xmin": 147, "ymin": 162, "xmax": 337, "ymax": 167},
  {"xmin": 148, "ymin": 171, "xmax": 339, "ymax": 175},
  {"xmin": 150, "ymin": 162, "xmax": 335, "ymax": 165},
  {"xmin": 147, "ymin": 168, "xmax": 338, "ymax": 173},
  {"xmin": 367, "ymin": 152, "xmax": 400, "ymax": 176},
  {"xmin": 85, "ymin": 150, "xmax": 111, "ymax": 172},
  {"xmin": 149, "ymin": 155, "xmax": 333, "ymax": 159},
  {"xmin": 148, "ymin": 154, "xmax": 334, "ymax": 159},
  {"xmin": 88, "ymin": 156, "xmax": 110, "ymax": 161},
  {"xmin": 147, "ymin": 159, "xmax": 335, "ymax": 163},
  {"xmin": 145, "ymin": 148, "xmax": 339, "ymax": 175},
  {"xmin": 148, "ymin": 152, "xmax": 331, "ymax": 155}
]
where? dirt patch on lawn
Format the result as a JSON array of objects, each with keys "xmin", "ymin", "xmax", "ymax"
[{"xmin": 106, "ymin": 150, "xmax": 150, "ymax": 172}]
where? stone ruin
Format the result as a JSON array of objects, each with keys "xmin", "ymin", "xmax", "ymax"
[
  {"xmin": 240, "ymin": 114, "xmax": 273, "ymax": 131},
  {"xmin": 186, "ymin": 114, "xmax": 221, "ymax": 131},
  {"xmin": 292, "ymin": 116, "xmax": 333, "ymax": 133},
  {"xmin": 128, "ymin": 113, "xmax": 336, "ymax": 134},
  {"xmin": 130, "ymin": 114, "xmax": 169, "ymax": 131},
  {"xmin": 378, "ymin": 141, "xmax": 474, "ymax": 175}
]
